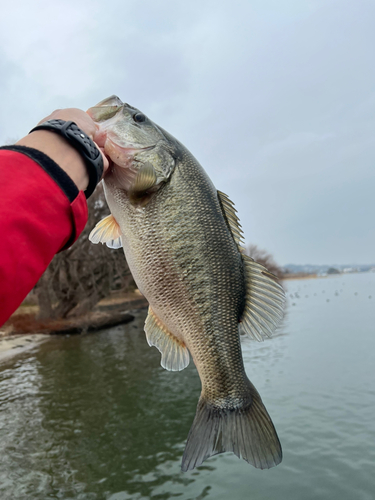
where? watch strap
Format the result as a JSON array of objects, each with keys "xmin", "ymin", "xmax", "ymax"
[{"xmin": 29, "ymin": 119, "xmax": 104, "ymax": 198}]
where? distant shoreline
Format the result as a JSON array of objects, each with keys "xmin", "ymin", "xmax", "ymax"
[
  {"xmin": 282, "ymin": 273, "xmax": 319, "ymax": 280},
  {"xmin": 282, "ymin": 270, "xmax": 374, "ymax": 280}
]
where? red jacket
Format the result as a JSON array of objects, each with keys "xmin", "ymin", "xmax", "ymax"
[{"xmin": 0, "ymin": 146, "xmax": 88, "ymax": 326}]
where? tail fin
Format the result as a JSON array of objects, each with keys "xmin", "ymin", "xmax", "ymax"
[{"xmin": 181, "ymin": 385, "xmax": 282, "ymax": 472}]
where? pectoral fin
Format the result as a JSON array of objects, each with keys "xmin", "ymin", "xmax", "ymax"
[
  {"xmin": 129, "ymin": 162, "xmax": 158, "ymax": 205},
  {"xmin": 144, "ymin": 307, "xmax": 190, "ymax": 371},
  {"xmin": 240, "ymin": 255, "xmax": 285, "ymax": 341},
  {"xmin": 88, "ymin": 214, "xmax": 123, "ymax": 249}
]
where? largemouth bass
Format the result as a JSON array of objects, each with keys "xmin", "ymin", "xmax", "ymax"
[{"xmin": 88, "ymin": 96, "xmax": 285, "ymax": 471}]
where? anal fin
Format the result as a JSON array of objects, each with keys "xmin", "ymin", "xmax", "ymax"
[{"xmin": 144, "ymin": 307, "xmax": 190, "ymax": 371}]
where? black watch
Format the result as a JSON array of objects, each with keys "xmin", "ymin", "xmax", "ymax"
[{"xmin": 29, "ymin": 119, "xmax": 104, "ymax": 199}]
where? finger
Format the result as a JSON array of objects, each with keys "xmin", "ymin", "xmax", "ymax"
[
  {"xmin": 94, "ymin": 142, "xmax": 110, "ymax": 176},
  {"xmin": 37, "ymin": 109, "xmax": 97, "ymax": 139}
]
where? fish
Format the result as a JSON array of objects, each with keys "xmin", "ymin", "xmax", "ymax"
[{"xmin": 87, "ymin": 95, "xmax": 285, "ymax": 471}]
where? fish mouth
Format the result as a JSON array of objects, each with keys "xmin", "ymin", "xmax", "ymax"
[
  {"xmin": 87, "ymin": 96, "xmax": 124, "ymax": 122},
  {"xmin": 109, "ymin": 141, "xmax": 156, "ymax": 159},
  {"xmin": 104, "ymin": 142, "xmax": 156, "ymax": 191},
  {"xmin": 103, "ymin": 136, "xmax": 156, "ymax": 171},
  {"xmin": 93, "ymin": 95, "xmax": 124, "ymax": 108}
]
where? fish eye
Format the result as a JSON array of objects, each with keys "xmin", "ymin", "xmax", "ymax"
[{"xmin": 133, "ymin": 113, "xmax": 146, "ymax": 123}]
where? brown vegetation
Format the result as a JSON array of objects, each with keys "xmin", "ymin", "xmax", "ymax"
[
  {"xmin": 282, "ymin": 272, "xmax": 317, "ymax": 280},
  {"xmin": 245, "ymin": 244, "xmax": 284, "ymax": 280},
  {"xmin": 36, "ymin": 184, "xmax": 134, "ymax": 321}
]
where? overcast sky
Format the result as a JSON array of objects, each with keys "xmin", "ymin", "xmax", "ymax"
[{"xmin": 0, "ymin": 0, "xmax": 374, "ymax": 265}]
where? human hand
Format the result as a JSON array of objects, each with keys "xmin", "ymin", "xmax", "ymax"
[
  {"xmin": 38, "ymin": 108, "xmax": 107, "ymax": 151},
  {"xmin": 17, "ymin": 108, "xmax": 110, "ymax": 192}
]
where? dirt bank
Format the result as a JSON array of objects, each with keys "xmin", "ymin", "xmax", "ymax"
[{"xmin": 1, "ymin": 293, "xmax": 148, "ymax": 336}]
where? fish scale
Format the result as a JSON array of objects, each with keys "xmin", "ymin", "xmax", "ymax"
[{"xmin": 88, "ymin": 96, "xmax": 285, "ymax": 471}]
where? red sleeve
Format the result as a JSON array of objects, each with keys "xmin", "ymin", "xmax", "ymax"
[{"xmin": 0, "ymin": 149, "xmax": 88, "ymax": 326}]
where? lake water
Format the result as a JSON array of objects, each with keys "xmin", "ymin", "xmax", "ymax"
[{"xmin": 0, "ymin": 272, "xmax": 374, "ymax": 500}]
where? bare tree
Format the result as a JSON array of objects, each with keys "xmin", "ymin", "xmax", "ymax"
[
  {"xmin": 36, "ymin": 184, "xmax": 133, "ymax": 319},
  {"xmin": 245, "ymin": 244, "xmax": 284, "ymax": 280}
]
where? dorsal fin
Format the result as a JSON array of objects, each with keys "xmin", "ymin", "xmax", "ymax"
[
  {"xmin": 217, "ymin": 190, "xmax": 244, "ymax": 246},
  {"xmin": 240, "ymin": 255, "xmax": 285, "ymax": 341},
  {"xmin": 144, "ymin": 307, "xmax": 190, "ymax": 371},
  {"xmin": 88, "ymin": 214, "xmax": 123, "ymax": 249},
  {"xmin": 217, "ymin": 190, "xmax": 285, "ymax": 341}
]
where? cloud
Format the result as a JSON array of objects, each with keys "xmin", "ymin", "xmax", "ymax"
[{"xmin": 0, "ymin": 0, "xmax": 374, "ymax": 264}]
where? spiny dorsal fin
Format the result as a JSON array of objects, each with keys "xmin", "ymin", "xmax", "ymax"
[
  {"xmin": 240, "ymin": 254, "xmax": 285, "ymax": 341},
  {"xmin": 217, "ymin": 190, "xmax": 244, "ymax": 246},
  {"xmin": 144, "ymin": 307, "xmax": 190, "ymax": 371},
  {"xmin": 218, "ymin": 190, "xmax": 285, "ymax": 340},
  {"xmin": 88, "ymin": 214, "xmax": 123, "ymax": 249}
]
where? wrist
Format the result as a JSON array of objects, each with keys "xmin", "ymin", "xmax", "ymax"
[{"xmin": 16, "ymin": 130, "xmax": 89, "ymax": 192}]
